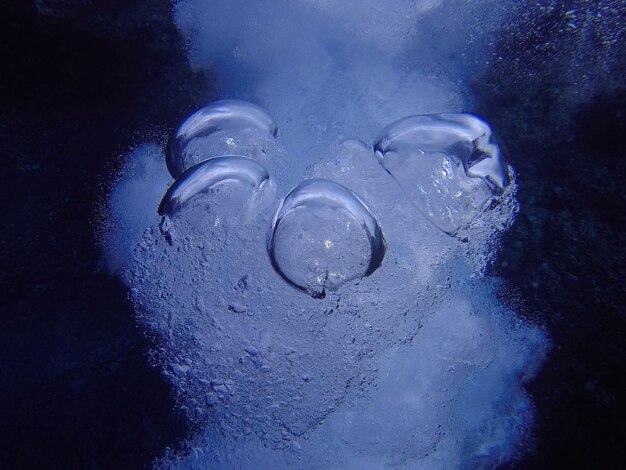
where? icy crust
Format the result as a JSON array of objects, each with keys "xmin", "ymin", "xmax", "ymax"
[
  {"xmin": 166, "ymin": 100, "xmax": 279, "ymax": 178},
  {"xmin": 374, "ymin": 114, "xmax": 510, "ymax": 235}
]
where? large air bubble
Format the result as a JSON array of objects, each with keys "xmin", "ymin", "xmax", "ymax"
[
  {"xmin": 374, "ymin": 113, "xmax": 510, "ymax": 235},
  {"xmin": 269, "ymin": 179, "xmax": 385, "ymax": 298},
  {"xmin": 166, "ymin": 100, "xmax": 278, "ymax": 178},
  {"xmin": 159, "ymin": 155, "xmax": 274, "ymax": 229}
]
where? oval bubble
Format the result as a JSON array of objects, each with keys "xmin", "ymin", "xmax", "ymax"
[
  {"xmin": 166, "ymin": 100, "xmax": 278, "ymax": 178},
  {"xmin": 158, "ymin": 155, "xmax": 272, "ymax": 220},
  {"xmin": 269, "ymin": 179, "xmax": 385, "ymax": 298},
  {"xmin": 374, "ymin": 113, "xmax": 510, "ymax": 235}
]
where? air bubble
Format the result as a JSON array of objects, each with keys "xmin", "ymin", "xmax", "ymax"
[
  {"xmin": 374, "ymin": 113, "xmax": 510, "ymax": 235},
  {"xmin": 166, "ymin": 100, "xmax": 278, "ymax": 178},
  {"xmin": 159, "ymin": 155, "xmax": 274, "ymax": 226},
  {"xmin": 269, "ymin": 179, "xmax": 385, "ymax": 298}
]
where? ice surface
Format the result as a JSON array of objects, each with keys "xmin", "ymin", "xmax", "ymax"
[
  {"xmin": 269, "ymin": 179, "xmax": 385, "ymax": 298},
  {"xmin": 99, "ymin": 0, "xmax": 550, "ymax": 468},
  {"xmin": 166, "ymin": 100, "xmax": 278, "ymax": 178},
  {"xmin": 374, "ymin": 114, "xmax": 510, "ymax": 235}
]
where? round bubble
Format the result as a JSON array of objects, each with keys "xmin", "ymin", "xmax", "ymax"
[
  {"xmin": 166, "ymin": 100, "xmax": 278, "ymax": 178},
  {"xmin": 159, "ymin": 155, "xmax": 274, "ymax": 228},
  {"xmin": 269, "ymin": 179, "xmax": 385, "ymax": 298},
  {"xmin": 374, "ymin": 113, "xmax": 510, "ymax": 235}
]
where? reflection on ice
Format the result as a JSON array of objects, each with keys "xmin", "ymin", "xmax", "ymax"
[
  {"xmin": 269, "ymin": 179, "xmax": 385, "ymax": 298},
  {"xmin": 374, "ymin": 114, "xmax": 510, "ymax": 235},
  {"xmin": 158, "ymin": 155, "xmax": 272, "ymax": 218},
  {"xmin": 166, "ymin": 100, "xmax": 278, "ymax": 178}
]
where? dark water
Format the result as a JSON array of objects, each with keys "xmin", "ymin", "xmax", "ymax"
[
  {"xmin": 0, "ymin": 0, "xmax": 624, "ymax": 468},
  {"xmin": 0, "ymin": 1, "xmax": 205, "ymax": 467}
]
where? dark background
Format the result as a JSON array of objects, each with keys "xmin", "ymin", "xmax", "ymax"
[{"xmin": 0, "ymin": 1, "xmax": 624, "ymax": 468}]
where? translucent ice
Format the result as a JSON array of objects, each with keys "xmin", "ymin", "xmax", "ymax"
[
  {"xmin": 166, "ymin": 100, "xmax": 278, "ymax": 178},
  {"xmin": 374, "ymin": 114, "xmax": 510, "ymax": 235},
  {"xmin": 269, "ymin": 179, "xmax": 385, "ymax": 298}
]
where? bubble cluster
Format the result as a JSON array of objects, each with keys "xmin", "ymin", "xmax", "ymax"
[
  {"xmin": 156, "ymin": 103, "xmax": 511, "ymax": 293},
  {"xmin": 104, "ymin": 96, "xmax": 545, "ymax": 469}
]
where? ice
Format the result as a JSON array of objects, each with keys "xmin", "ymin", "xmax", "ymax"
[
  {"xmin": 166, "ymin": 100, "xmax": 278, "ymax": 178},
  {"xmin": 269, "ymin": 179, "xmax": 385, "ymax": 298},
  {"xmin": 374, "ymin": 114, "xmax": 510, "ymax": 235}
]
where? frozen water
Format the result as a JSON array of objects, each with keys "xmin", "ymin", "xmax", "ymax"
[
  {"xmin": 166, "ymin": 100, "xmax": 278, "ymax": 178},
  {"xmin": 269, "ymin": 179, "xmax": 385, "ymax": 298},
  {"xmin": 99, "ymin": 0, "xmax": 551, "ymax": 468},
  {"xmin": 374, "ymin": 114, "xmax": 510, "ymax": 235}
]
